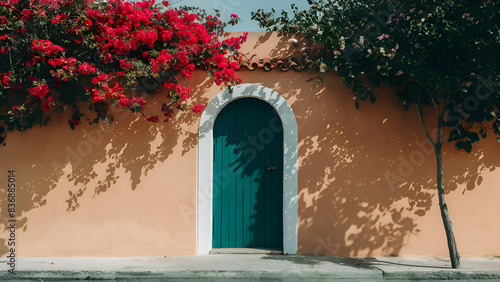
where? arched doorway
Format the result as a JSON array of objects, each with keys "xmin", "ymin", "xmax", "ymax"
[
  {"xmin": 197, "ymin": 84, "xmax": 298, "ymax": 255},
  {"xmin": 212, "ymin": 98, "xmax": 283, "ymax": 249}
]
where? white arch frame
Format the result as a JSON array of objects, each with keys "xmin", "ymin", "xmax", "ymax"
[{"xmin": 197, "ymin": 83, "xmax": 298, "ymax": 255}]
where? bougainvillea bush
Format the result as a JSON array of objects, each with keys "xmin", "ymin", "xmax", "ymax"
[{"xmin": 0, "ymin": 0, "xmax": 246, "ymax": 140}]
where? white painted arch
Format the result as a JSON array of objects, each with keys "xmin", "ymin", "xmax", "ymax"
[{"xmin": 197, "ymin": 83, "xmax": 298, "ymax": 255}]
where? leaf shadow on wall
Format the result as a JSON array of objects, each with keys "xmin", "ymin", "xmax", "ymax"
[
  {"xmin": 0, "ymin": 75, "xmax": 214, "ymax": 256},
  {"xmin": 245, "ymin": 34, "xmax": 500, "ymax": 259},
  {"xmin": 275, "ymin": 71, "xmax": 499, "ymax": 258}
]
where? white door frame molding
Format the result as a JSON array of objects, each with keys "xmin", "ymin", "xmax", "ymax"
[{"xmin": 197, "ymin": 83, "xmax": 298, "ymax": 255}]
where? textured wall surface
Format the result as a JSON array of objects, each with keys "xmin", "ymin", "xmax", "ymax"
[{"xmin": 0, "ymin": 32, "xmax": 499, "ymax": 257}]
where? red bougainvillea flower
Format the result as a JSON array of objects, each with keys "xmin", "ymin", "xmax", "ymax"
[
  {"xmin": 131, "ymin": 97, "xmax": 146, "ymax": 106},
  {"xmin": 93, "ymin": 93, "xmax": 106, "ymax": 103},
  {"xmin": 40, "ymin": 101, "xmax": 52, "ymax": 111},
  {"xmin": 77, "ymin": 62, "xmax": 98, "ymax": 75},
  {"xmin": 31, "ymin": 39, "xmax": 64, "ymax": 56},
  {"xmin": 117, "ymin": 95, "xmax": 132, "ymax": 107},
  {"xmin": 0, "ymin": 71, "xmax": 11, "ymax": 86},
  {"xmin": 192, "ymin": 103, "xmax": 204, "ymax": 113},
  {"xmin": 147, "ymin": 116, "xmax": 159, "ymax": 122},
  {"xmin": 21, "ymin": 9, "xmax": 34, "ymax": 22},
  {"xmin": 181, "ymin": 64, "xmax": 195, "ymax": 79},
  {"xmin": 29, "ymin": 84, "xmax": 50, "ymax": 99},
  {"xmin": 68, "ymin": 119, "xmax": 81, "ymax": 127},
  {"xmin": 51, "ymin": 14, "xmax": 68, "ymax": 24},
  {"xmin": 119, "ymin": 59, "xmax": 131, "ymax": 70}
]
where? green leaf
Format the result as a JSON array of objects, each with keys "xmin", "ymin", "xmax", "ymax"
[
  {"xmin": 130, "ymin": 105, "xmax": 142, "ymax": 113},
  {"xmin": 479, "ymin": 129, "xmax": 487, "ymax": 139},
  {"xmin": 463, "ymin": 142, "xmax": 472, "ymax": 153},
  {"xmin": 468, "ymin": 132, "xmax": 479, "ymax": 143},
  {"xmin": 456, "ymin": 141, "xmax": 472, "ymax": 153}
]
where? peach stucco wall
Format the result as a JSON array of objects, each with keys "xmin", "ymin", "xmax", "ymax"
[{"xmin": 1, "ymin": 32, "xmax": 499, "ymax": 257}]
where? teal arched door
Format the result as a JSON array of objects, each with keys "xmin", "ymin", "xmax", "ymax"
[{"xmin": 212, "ymin": 98, "xmax": 283, "ymax": 249}]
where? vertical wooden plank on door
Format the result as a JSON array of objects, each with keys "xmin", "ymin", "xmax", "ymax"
[
  {"xmin": 235, "ymin": 103, "xmax": 247, "ymax": 246},
  {"xmin": 221, "ymin": 106, "xmax": 229, "ymax": 248},
  {"xmin": 226, "ymin": 102, "xmax": 234, "ymax": 247},
  {"xmin": 255, "ymin": 102, "xmax": 265, "ymax": 247},
  {"xmin": 212, "ymin": 108, "xmax": 221, "ymax": 248},
  {"xmin": 274, "ymin": 119, "xmax": 284, "ymax": 248}
]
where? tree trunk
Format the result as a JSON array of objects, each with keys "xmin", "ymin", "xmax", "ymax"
[
  {"xmin": 435, "ymin": 145, "xmax": 461, "ymax": 268},
  {"xmin": 417, "ymin": 101, "xmax": 461, "ymax": 269}
]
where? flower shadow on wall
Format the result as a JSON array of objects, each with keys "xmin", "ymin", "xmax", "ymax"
[
  {"xmin": 251, "ymin": 34, "xmax": 500, "ymax": 259},
  {"xmin": 0, "ymin": 75, "xmax": 214, "ymax": 256}
]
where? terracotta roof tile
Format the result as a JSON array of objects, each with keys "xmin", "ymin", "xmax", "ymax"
[
  {"xmin": 228, "ymin": 54, "xmax": 316, "ymax": 72},
  {"xmin": 241, "ymin": 54, "xmax": 316, "ymax": 72}
]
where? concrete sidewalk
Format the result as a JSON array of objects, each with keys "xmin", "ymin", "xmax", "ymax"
[{"xmin": 1, "ymin": 255, "xmax": 500, "ymax": 281}]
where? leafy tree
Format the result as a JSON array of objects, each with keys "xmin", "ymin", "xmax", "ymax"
[
  {"xmin": 253, "ymin": 0, "xmax": 500, "ymax": 268},
  {"xmin": 0, "ymin": 0, "xmax": 246, "ymax": 144}
]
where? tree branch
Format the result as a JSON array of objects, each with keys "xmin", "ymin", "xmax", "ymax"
[
  {"xmin": 429, "ymin": 91, "xmax": 439, "ymax": 116},
  {"xmin": 436, "ymin": 95, "xmax": 448, "ymax": 146},
  {"xmin": 415, "ymin": 101, "xmax": 436, "ymax": 148},
  {"xmin": 412, "ymin": 80, "xmax": 438, "ymax": 115}
]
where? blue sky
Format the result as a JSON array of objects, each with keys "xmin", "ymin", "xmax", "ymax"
[{"xmin": 169, "ymin": 0, "xmax": 312, "ymax": 31}]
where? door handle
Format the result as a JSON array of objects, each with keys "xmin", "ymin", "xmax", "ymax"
[{"xmin": 268, "ymin": 166, "xmax": 277, "ymax": 170}]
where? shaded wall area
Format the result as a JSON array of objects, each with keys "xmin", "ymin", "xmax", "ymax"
[
  {"xmin": 0, "ymin": 91, "xmax": 205, "ymax": 256},
  {"xmin": 0, "ymin": 32, "xmax": 499, "ymax": 257}
]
